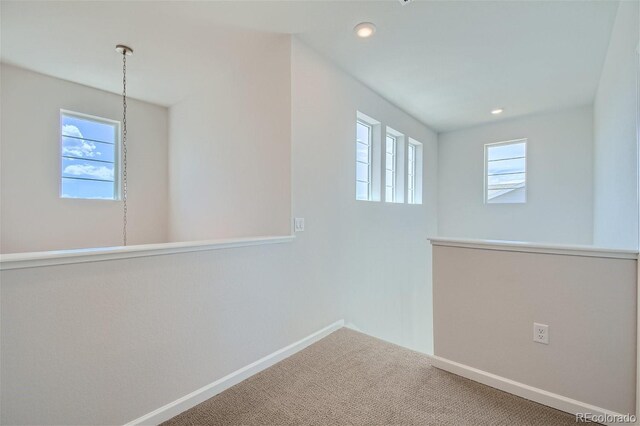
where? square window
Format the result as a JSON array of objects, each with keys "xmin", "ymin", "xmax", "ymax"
[
  {"xmin": 485, "ymin": 139, "xmax": 527, "ymax": 204},
  {"xmin": 61, "ymin": 111, "xmax": 120, "ymax": 200}
]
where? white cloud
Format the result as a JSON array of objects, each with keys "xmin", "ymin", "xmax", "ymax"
[
  {"xmin": 62, "ymin": 125, "xmax": 98, "ymax": 158},
  {"xmin": 63, "ymin": 164, "xmax": 114, "ymax": 181},
  {"xmin": 62, "ymin": 124, "xmax": 83, "ymax": 139}
]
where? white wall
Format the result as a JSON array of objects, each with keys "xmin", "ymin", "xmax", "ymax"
[
  {"xmin": 168, "ymin": 34, "xmax": 292, "ymax": 241},
  {"xmin": 291, "ymin": 38, "xmax": 438, "ymax": 354},
  {"xmin": 0, "ymin": 243, "xmax": 337, "ymax": 425},
  {"xmin": 438, "ymin": 106, "xmax": 594, "ymax": 244},
  {"xmin": 0, "ymin": 64, "xmax": 169, "ymax": 253},
  {"xmin": 432, "ymin": 244, "xmax": 637, "ymax": 414},
  {"xmin": 593, "ymin": 1, "xmax": 639, "ymax": 250},
  {"xmin": 0, "ymin": 36, "xmax": 439, "ymax": 424}
]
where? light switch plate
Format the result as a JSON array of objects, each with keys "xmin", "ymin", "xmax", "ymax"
[{"xmin": 294, "ymin": 218, "xmax": 305, "ymax": 232}]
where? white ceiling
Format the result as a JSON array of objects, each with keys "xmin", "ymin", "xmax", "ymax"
[{"xmin": 1, "ymin": 1, "xmax": 620, "ymax": 132}]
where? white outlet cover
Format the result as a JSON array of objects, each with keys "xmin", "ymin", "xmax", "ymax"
[
  {"xmin": 294, "ymin": 218, "xmax": 305, "ymax": 232},
  {"xmin": 533, "ymin": 323, "xmax": 549, "ymax": 345}
]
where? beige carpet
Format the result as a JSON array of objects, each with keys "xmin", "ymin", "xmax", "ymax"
[{"xmin": 163, "ymin": 328, "xmax": 578, "ymax": 425}]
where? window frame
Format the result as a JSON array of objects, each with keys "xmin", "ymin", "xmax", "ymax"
[
  {"xmin": 59, "ymin": 109, "xmax": 121, "ymax": 201},
  {"xmin": 406, "ymin": 138, "xmax": 423, "ymax": 205},
  {"xmin": 484, "ymin": 138, "xmax": 527, "ymax": 204},
  {"xmin": 356, "ymin": 119, "xmax": 373, "ymax": 201},
  {"xmin": 385, "ymin": 133, "xmax": 397, "ymax": 203},
  {"xmin": 355, "ymin": 111, "xmax": 382, "ymax": 202},
  {"xmin": 407, "ymin": 142, "xmax": 417, "ymax": 204}
]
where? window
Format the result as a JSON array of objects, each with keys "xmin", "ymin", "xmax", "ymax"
[
  {"xmin": 60, "ymin": 110, "xmax": 120, "ymax": 200},
  {"xmin": 385, "ymin": 126, "xmax": 406, "ymax": 203},
  {"xmin": 385, "ymin": 134, "xmax": 397, "ymax": 202},
  {"xmin": 485, "ymin": 139, "xmax": 526, "ymax": 204},
  {"xmin": 407, "ymin": 138, "xmax": 423, "ymax": 205},
  {"xmin": 356, "ymin": 120, "xmax": 373, "ymax": 201},
  {"xmin": 407, "ymin": 143, "xmax": 417, "ymax": 204}
]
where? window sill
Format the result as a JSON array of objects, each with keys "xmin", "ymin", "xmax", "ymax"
[
  {"xmin": 0, "ymin": 235, "xmax": 295, "ymax": 270},
  {"xmin": 429, "ymin": 237, "xmax": 638, "ymax": 260}
]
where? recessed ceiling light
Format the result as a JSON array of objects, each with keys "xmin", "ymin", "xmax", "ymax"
[
  {"xmin": 491, "ymin": 108, "xmax": 504, "ymax": 115},
  {"xmin": 354, "ymin": 22, "xmax": 376, "ymax": 38}
]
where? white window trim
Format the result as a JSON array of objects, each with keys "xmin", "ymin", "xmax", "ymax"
[
  {"xmin": 407, "ymin": 143, "xmax": 417, "ymax": 204},
  {"xmin": 407, "ymin": 138, "xmax": 423, "ymax": 205},
  {"xmin": 60, "ymin": 109, "xmax": 122, "ymax": 201},
  {"xmin": 356, "ymin": 111, "xmax": 382, "ymax": 202},
  {"xmin": 356, "ymin": 119, "xmax": 373, "ymax": 201},
  {"xmin": 484, "ymin": 138, "xmax": 527, "ymax": 204},
  {"xmin": 385, "ymin": 126, "xmax": 406, "ymax": 204},
  {"xmin": 385, "ymin": 133, "xmax": 397, "ymax": 203},
  {"xmin": 356, "ymin": 113, "xmax": 423, "ymax": 205}
]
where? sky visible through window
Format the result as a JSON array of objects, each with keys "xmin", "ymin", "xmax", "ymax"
[
  {"xmin": 486, "ymin": 141, "xmax": 526, "ymax": 202},
  {"xmin": 61, "ymin": 113, "xmax": 118, "ymax": 200}
]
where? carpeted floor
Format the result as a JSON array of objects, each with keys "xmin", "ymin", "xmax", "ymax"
[{"xmin": 163, "ymin": 328, "xmax": 578, "ymax": 425}]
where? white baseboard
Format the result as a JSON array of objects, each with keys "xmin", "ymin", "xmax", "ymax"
[
  {"xmin": 429, "ymin": 355, "xmax": 631, "ymax": 426},
  {"xmin": 344, "ymin": 322, "xmax": 361, "ymax": 332},
  {"xmin": 125, "ymin": 320, "xmax": 345, "ymax": 426}
]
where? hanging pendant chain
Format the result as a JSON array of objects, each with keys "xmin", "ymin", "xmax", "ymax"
[{"xmin": 122, "ymin": 53, "xmax": 128, "ymax": 246}]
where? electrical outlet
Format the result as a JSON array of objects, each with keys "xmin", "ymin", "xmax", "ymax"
[
  {"xmin": 533, "ymin": 323, "xmax": 549, "ymax": 344},
  {"xmin": 294, "ymin": 218, "xmax": 305, "ymax": 232}
]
